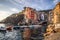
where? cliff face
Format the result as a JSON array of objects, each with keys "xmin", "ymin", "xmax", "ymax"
[
  {"xmin": 53, "ymin": 2, "xmax": 60, "ymax": 24},
  {"xmin": 44, "ymin": 33, "xmax": 60, "ymax": 40}
]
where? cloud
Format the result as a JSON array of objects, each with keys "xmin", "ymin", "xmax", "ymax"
[
  {"xmin": 9, "ymin": 8, "xmax": 19, "ymax": 13},
  {"xmin": 0, "ymin": 4, "xmax": 20, "ymax": 21},
  {"xmin": 9, "ymin": 0, "xmax": 24, "ymax": 7},
  {"xmin": 9, "ymin": 0, "xmax": 53, "ymax": 10},
  {"xmin": 53, "ymin": 0, "xmax": 59, "ymax": 4},
  {"xmin": 9, "ymin": 0, "xmax": 43, "ymax": 10},
  {"xmin": 0, "ymin": 11, "xmax": 11, "ymax": 21},
  {"xmin": 1, "ymin": 0, "xmax": 58, "ymax": 12}
]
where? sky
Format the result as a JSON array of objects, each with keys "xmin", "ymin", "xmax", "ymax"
[{"xmin": 0, "ymin": 0, "xmax": 60, "ymax": 21}]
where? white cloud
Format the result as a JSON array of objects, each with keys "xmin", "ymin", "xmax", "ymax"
[
  {"xmin": 9, "ymin": 8, "xmax": 19, "ymax": 13},
  {"xmin": 0, "ymin": 11, "xmax": 11, "ymax": 21},
  {"xmin": 53, "ymin": 0, "xmax": 59, "ymax": 4},
  {"xmin": 9, "ymin": 0, "xmax": 51, "ymax": 10},
  {"xmin": 0, "ymin": 4, "xmax": 20, "ymax": 21},
  {"xmin": 9, "ymin": 0, "xmax": 23, "ymax": 7}
]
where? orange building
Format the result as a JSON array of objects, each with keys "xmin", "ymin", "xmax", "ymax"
[{"xmin": 23, "ymin": 7, "xmax": 37, "ymax": 24}]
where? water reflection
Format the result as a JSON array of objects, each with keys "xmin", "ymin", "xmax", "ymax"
[
  {"xmin": 0, "ymin": 29, "xmax": 22, "ymax": 40},
  {"xmin": 0, "ymin": 24, "xmax": 47, "ymax": 40}
]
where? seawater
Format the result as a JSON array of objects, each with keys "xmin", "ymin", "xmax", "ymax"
[{"xmin": 0, "ymin": 30, "xmax": 22, "ymax": 40}]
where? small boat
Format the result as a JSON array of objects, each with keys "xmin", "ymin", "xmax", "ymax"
[{"xmin": 0, "ymin": 27, "xmax": 6, "ymax": 33}]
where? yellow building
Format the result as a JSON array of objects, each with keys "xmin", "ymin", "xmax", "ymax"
[{"xmin": 53, "ymin": 2, "xmax": 60, "ymax": 28}]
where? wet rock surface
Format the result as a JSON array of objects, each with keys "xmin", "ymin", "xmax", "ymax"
[
  {"xmin": 44, "ymin": 33, "xmax": 60, "ymax": 40},
  {"xmin": 0, "ymin": 30, "xmax": 22, "ymax": 40}
]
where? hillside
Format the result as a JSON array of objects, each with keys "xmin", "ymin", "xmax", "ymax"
[{"xmin": 1, "ymin": 12, "xmax": 24, "ymax": 25}]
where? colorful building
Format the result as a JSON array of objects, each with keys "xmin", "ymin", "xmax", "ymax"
[
  {"xmin": 38, "ymin": 9, "xmax": 52, "ymax": 23},
  {"xmin": 23, "ymin": 7, "xmax": 38, "ymax": 24}
]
